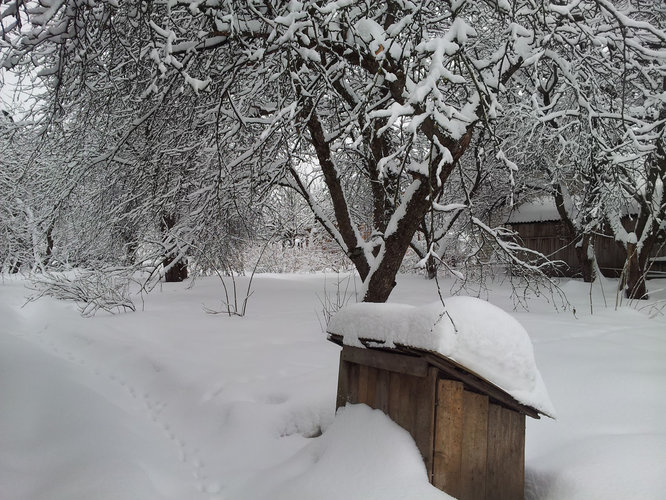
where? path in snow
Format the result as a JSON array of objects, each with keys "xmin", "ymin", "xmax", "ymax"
[{"xmin": 0, "ymin": 329, "xmax": 206, "ymax": 500}]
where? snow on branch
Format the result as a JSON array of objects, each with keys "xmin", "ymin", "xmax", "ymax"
[
  {"xmin": 471, "ymin": 217, "xmax": 561, "ymax": 273},
  {"xmin": 27, "ymin": 268, "xmax": 136, "ymax": 317}
]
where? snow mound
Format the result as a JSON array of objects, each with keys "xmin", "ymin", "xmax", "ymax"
[
  {"xmin": 234, "ymin": 404, "xmax": 451, "ymax": 500},
  {"xmin": 328, "ymin": 297, "xmax": 555, "ymax": 417}
]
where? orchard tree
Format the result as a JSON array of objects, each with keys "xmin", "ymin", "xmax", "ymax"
[
  {"xmin": 5, "ymin": 1, "xmax": 662, "ymax": 302},
  {"xmin": 0, "ymin": 110, "xmax": 63, "ymax": 272},
  {"xmin": 500, "ymin": 80, "xmax": 605, "ymax": 283},
  {"xmin": 152, "ymin": 0, "xmax": 546, "ymax": 302},
  {"xmin": 522, "ymin": 1, "xmax": 666, "ymax": 298}
]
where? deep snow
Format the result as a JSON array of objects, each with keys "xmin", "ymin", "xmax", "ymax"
[
  {"xmin": 328, "ymin": 297, "xmax": 554, "ymax": 416},
  {"xmin": 1, "ymin": 273, "xmax": 665, "ymax": 499}
]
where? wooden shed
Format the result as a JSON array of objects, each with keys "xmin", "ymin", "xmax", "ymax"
[
  {"xmin": 328, "ymin": 335, "xmax": 545, "ymax": 500},
  {"xmin": 506, "ymin": 197, "xmax": 666, "ymax": 278}
]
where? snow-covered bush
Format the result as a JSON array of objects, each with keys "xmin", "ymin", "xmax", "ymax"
[{"xmin": 27, "ymin": 268, "xmax": 136, "ymax": 317}]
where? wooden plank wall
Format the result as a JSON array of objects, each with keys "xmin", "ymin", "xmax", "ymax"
[
  {"xmin": 433, "ymin": 380, "xmax": 525, "ymax": 500},
  {"xmin": 513, "ymin": 222, "xmax": 578, "ymax": 276},
  {"xmin": 337, "ymin": 347, "xmax": 526, "ymax": 500},
  {"xmin": 486, "ymin": 405, "xmax": 525, "ymax": 500},
  {"xmin": 512, "ymin": 219, "xmax": 666, "ymax": 277},
  {"xmin": 337, "ymin": 347, "xmax": 437, "ymax": 477},
  {"xmin": 433, "ymin": 380, "xmax": 464, "ymax": 495}
]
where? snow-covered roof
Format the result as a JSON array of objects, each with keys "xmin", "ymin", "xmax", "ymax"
[
  {"xmin": 327, "ymin": 298, "xmax": 555, "ymax": 417},
  {"xmin": 506, "ymin": 197, "xmax": 564, "ymax": 224},
  {"xmin": 507, "ymin": 195, "xmax": 641, "ymax": 224}
]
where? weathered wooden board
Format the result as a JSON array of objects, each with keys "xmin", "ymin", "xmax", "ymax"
[
  {"xmin": 459, "ymin": 390, "xmax": 489, "ymax": 500},
  {"xmin": 387, "ymin": 370, "xmax": 404, "ymax": 427},
  {"xmin": 358, "ymin": 365, "xmax": 378, "ymax": 408},
  {"xmin": 348, "ymin": 361, "xmax": 359, "ymax": 404},
  {"xmin": 374, "ymin": 367, "xmax": 390, "ymax": 413},
  {"xmin": 413, "ymin": 367, "xmax": 438, "ymax": 479},
  {"xmin": 422, "ymin": 353, "xmax": 540, "ymax": 419},
  {"xmin": 400, "ymin": 374, "xmax": 417, "ymax": 435},
  {"xmin": 335, "ymin": 355, "xmax": 349, "ymax": 409},
  {"xmin": 486, "ymin": 404, "xmax": 525, "ymax": 500},
  {"xmin": 342, "ymin": 345, "xmax": 428, "ymax": 377},
  {"xmin": 433, "ymin": 379, "xmax": 464, "ymax": 496},
  {"xmin": 358, "ymin": 364, "xmax": 370, "ymax": 405},
  {"xmin": 340, "ymin": 354, "xmax": 437, "ymax": 477},
  {"xmin": 334, "ymin": 344, "xmax": 532, "ymax": 500}
]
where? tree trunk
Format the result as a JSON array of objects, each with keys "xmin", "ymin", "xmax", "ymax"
[
  {"xmin": 161, "ymin": 214, "xmax": 188, "ymax": 283},
  {"xmin": 125, "ymin": 241, "xmax": 138, "ymax": 265},
  {"xmin": 575, "ymin": 234, "xmax": 595, "ymax": 283},
  {"xmin": 363, "ymin": 181, "xmax": 434, "ymax": 302},
  {"xmin": 553, "ymin": 183, "xmax": 598, "ymax": 283},
  {"xmin": 624, "ymin": 241, "xmax": 648, "ymax": 299},
  {"xmin": 163, "ymin": 255, "xmax": 188, "ymax": 282},
  {"xmin": 44, "ymin": 222, "xmax": 55, "ymax": 267},
  {"xmin": 425, "ymin": 254, "xmax": 438, "ymax": 280}
]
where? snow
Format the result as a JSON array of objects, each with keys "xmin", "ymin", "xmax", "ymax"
[
  {"xmin": 1, "ymin": 273, "xmax": 666, "ymax": 499},
  {"xmin": 0, "ymin": 333, "xmax": 193, "ymax": 499},
  {"xmin": 433, "ymin": 202, "xmax": 466, "ymax": 213},
  {"xmin": 506, "ymin": 196, "xmax": 570, "ymax": 223},
  {"xmin": 327, "ymin": 297, "xmax": 555, "ymax": 416},
  {"xmin": 230, "ymin": 404, "xmax": 450, "ymax": 500},
  {"xmin": 354, "ymin": 18, "xmax": 387, "ymax": 58},
  {"xmin": 370, "ymin": 102, "xmax": 415, "ymax": 137},
  {"xmin": 626, "ymin": 232, "xmax": 638, "ymax": 245}
]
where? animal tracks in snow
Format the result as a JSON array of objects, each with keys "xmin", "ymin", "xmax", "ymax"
[{"xmin": 18, "ymin": 327, "xmax": 224, "ymax": 499}]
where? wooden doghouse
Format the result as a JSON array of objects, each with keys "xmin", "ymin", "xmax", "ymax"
[{"xmin": 328, "ymin": 335, "xmax": 545, "ymax": 500}]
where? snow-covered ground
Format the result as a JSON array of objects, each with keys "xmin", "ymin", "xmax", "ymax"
[{"xmin": 1, "ymin": 273, "xmax": 665, "ymax": 499}]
